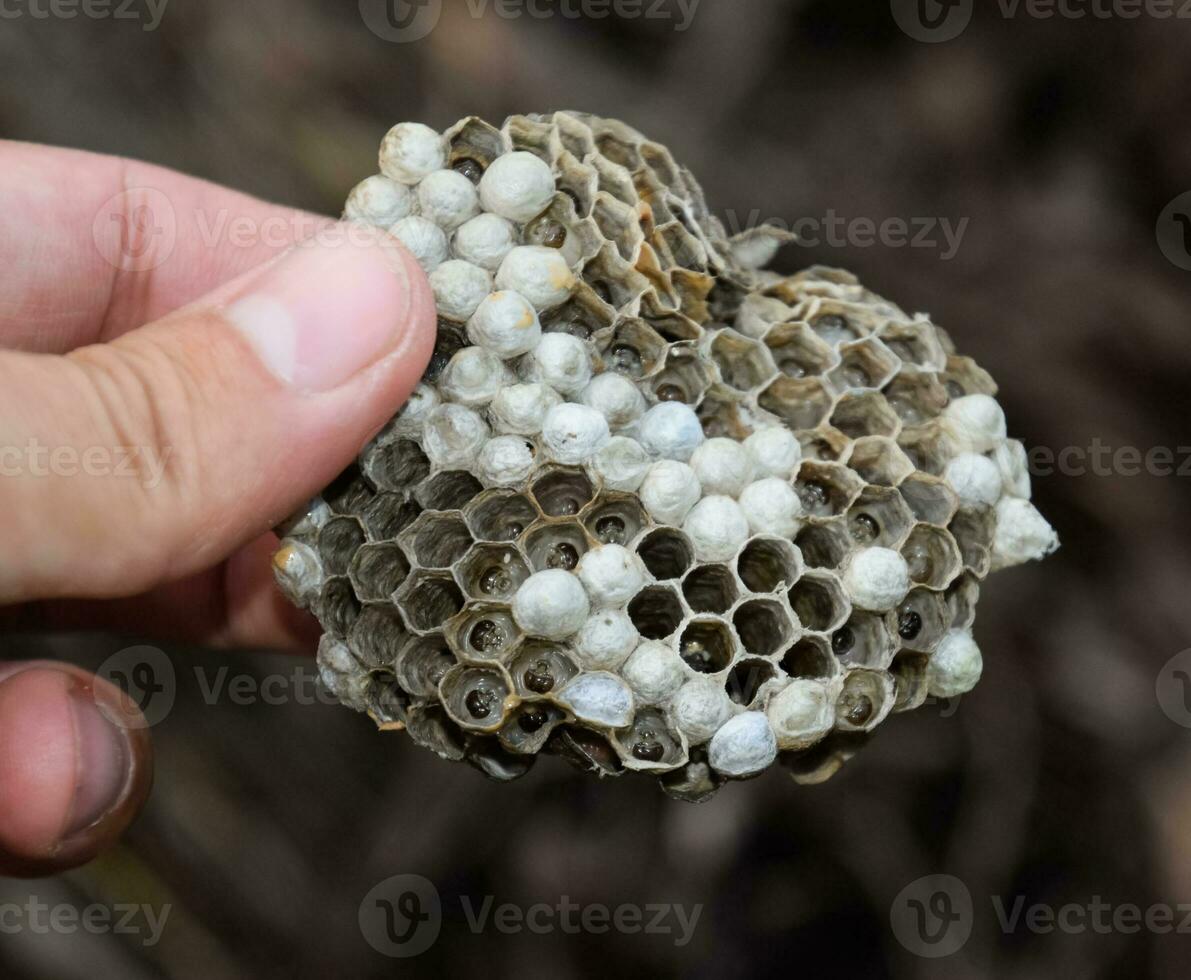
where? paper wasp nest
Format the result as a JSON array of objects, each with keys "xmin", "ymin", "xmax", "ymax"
[{"xmin": 273, "ymin": 112, "xmax": 1058, "ymax": 801}]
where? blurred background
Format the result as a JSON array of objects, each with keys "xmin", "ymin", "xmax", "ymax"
[{"xmin": 3, "ymin": 0, "xmax": 1191, "ymax": 977}]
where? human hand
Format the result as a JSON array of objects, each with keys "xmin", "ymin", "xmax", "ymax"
[{"xmin": 0, "ymin": 142, "xmax": 435, "ymax": 876}]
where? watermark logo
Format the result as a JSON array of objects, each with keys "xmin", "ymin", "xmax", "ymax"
[
  {"xmin": 91, "ymin": 187, "xmax": 177, "ymax": 273},
  {"xmin": 0, "ymin": 898, "xmax": 170, "ymax": 947},
  {"xmin": 890, "ymin": 874, "xmax": 974, "ymax": 958},
  {"xmin": 1157, "ymin": 191, "xmax": 1191, "ymax": 271},
  {"xmin": 96, "ymin": 646, "xmax": 176, "ymax": 729},
  {"xmin": 360, "ymin": 874, "xmax": 442, "ymax": 958},
  {"xmin": 358, "ymin": 0, "xmax": 442, "ymax": 42},
  {"xmin": 890, "ymin": 0, "xmax": 973, "ymax": 42},
  {"xmin": 1156, "ymin": 648, "xmax": 1191, "ymax": 728},
  {"xmin": 0, "ymin": 0, "xmax": 169, "ymax": 30}
]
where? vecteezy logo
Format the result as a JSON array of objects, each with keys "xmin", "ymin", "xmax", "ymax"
[
  {"xmin": 1156, "ymin": 648, "xmax": 1191, "ymax": 727},
  {"xmin": 889, "ymin": 874, "xmax": 973, "ymax": 958},
  {"xmin": 359, "ymin": 874, "xmax": 442, "ymax": 957},
  {"xmin": 358, "ymin": 0, "xmax": 441, "ymax": 42},
  {"xmin": 1156, "ymin": 192, "xmax": 1191, "ymax": 272},
  {"xmin": 95, "ymin": 645, "xmax": 176, "ymax": 729},
  {"xmin": 890, "ymin": 0, "xmax": 972, "ymax": 42},
  {"xmin": 91, "ymin": 187, "xmax": 177, "ymax": 273}
]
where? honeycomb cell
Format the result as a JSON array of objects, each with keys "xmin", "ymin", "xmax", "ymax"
[
  {"xmin": 347, "ymin": 542, "xmax": 411, "ymax": 602},
  {"xmin": 509, "ymin": 641, "xmax": 579, "ymax": 697},
  {"xmin": 395, "ymin": 571, "xmax": 465, "ymax": 633},
  {"xmin": 658, "ymin": 752, "xmax": 724, "ymax": 803},
  {"xmin": 827, "ymin": 338, "xmax": 899, "ymax": 393},
  {"xmin": 678, "ymin": 618, "xmax": 736, "ymax": 673},
  {"xmin": 613, "ymin": 709, "xmax": 687, "ymax": 770},
  {"xmin": 877, "ymin": 319, "xmax": 948, "ymax": 372},
  {"xmin": 898, "ymin": 473, "xmax": 959, "ymax": 526},
  {"xmin": 456, "ymin": 544, "xmax": 531, "ymax": 601},
  {"xmin": 525, "ymin": 521, "xmax": 589, "ymax": 572},
  {"xmin": 809, "ymin": 307, "xmax": 863, "ymax": 346},
  {"xmin": 890, "ymin": 652, "xmax": 930, "ymax": 712},
  {"xmin": 440, "ymin": 665, "xmax": 513, "ymax": 733},
  {"xmin": 794, "ymin": 461, "xmax": 864, "ymax": 517},
  {"xmin": 795, "ymin": 521, "xmax": 853, "ymax": 570},
  {"xmin": 548, "ymin": 725, "xmax": 625, "ymax": 777},
  {"xmin": 582, "ymin": 244, "xmax": 650, "ymax": 310},
  {"xmin": 895, "ymin": 587, "xmax": 949, "ymax": 653},
  {"xmin": 944, "ymin": 572, "xmax": 981, "ymax": 630},
  {"xmin": 650, "ymin": 345, "xmax": 713, "ymax": 405},
  {"xmin": 846, "ymin": 436, "xmax": 915, "ymax": 487},
  {"xmin": 347, "ymin": 604, "xmax": 406, "ymax": 670},
  {"xmin": 883, "ymin": 372, "xmax": 949, "ymax": 426},
  {"xmin": 318, "ymin": 517, "xmax": 366, "ymax": 576},
  {"xmin": 362, "ymin": 437, "xmax": 430, "ymax": 492},
  {"xmin": 629, "ymin": 585, "xmax": 686, "ymax": 640},
  {"xmin": 636, "ymin": 527, "xmax": 694, "ymax": 580},
  {"xmin": 541, "ymin": 290, "xmax": 616, "ymax": 340},
  {"xmin": 642, "ymin": 309, "xmax": 704, "ymax": 344},
  {"xmin": 415, "ymin": 470, "xmax": 483, "ymax": 511},
  {"xmin": 583, "ymin": 493, "xmax": 648, "ymax": 546},
  {"xmin": 830, "ymin": 610, "xmax": 896, "ymax": 670},
  {"xmin": 736, "ymin": 537, "xmax": 803, "ymax": 594},
  {"xmin": 798, "ymin": 427, "xmax": 850, "ymax": 463},
  {"xmin": 446, "ymin": 116, "xmax": 505, "ymax": 171},
  {"xmin": 682, "ymin": 564, "xmax": 739, "ymax": 614},
  {"xmin": 780, "ymin": 635, "xmax": 837, "ymax": 679},
  {"xmin": 447, "ymin": 605, "xmax": 521, "ymax": 662},
  {"xmin": 466, "ymin": 738, "xmax": 537, "ymax": 783},
  {"xmin": 319, "ymin": 577, "xmax": 361, "ymax": 637},
  {"xmin": 395, "ymin": 633, "xmax": 457, "ymax": 697},
  {"xmin": 758, "ymin": 376, "xmax": 835, "ymax": 431},
  {"xmin": 531, "ymin": 466, "xmax": 595, "ymax": 517},
  {"xmin": 404, "ymin": 704, "xmax": 467, "ymax": 762},
  {"xmin": 788, "ymin": 572, "xmax": 850, "ymax": 632},
  {"xmin": 360, "ymin": 493, "xmax": 422, "ymax": 541},
  {"xmin": 323, "ymin": 465, "xmax": 373, "ymax": 515},
  {"xmin": 897, "ymin": 422, "xmax": 952, "ymax": 477},
  {"xmin": 835, "ymin": 669, "xmax": 894, "ymax": 733},
  {"xmin": 845, "ymin": 487, "xmax": 914, "ymax": 550},
  {"xmin": 499, "ymin": 700, "xmax": 567, "ymax": 755},
  {"xmin": 465, "ymin": 490, "xmax": 538, "ymax": 542},
  {"xmin": 949, "ymin": 508, "xmax": 996, "ymax": 578},
  {"xmin": 829, "ymin": 391, "xmax": 900, "ymax": 440},
  {"xmin": 782, "ymin": 731, "xmax": 869, "ymax": 786},
  {"xmin": 763, "ymin": 322, "xmax": 837, "ymax": 380},
  {"xmin": 695, "ymin": 387, "xmax": 751, "ymax": 440},
  {"xmin": 733, "ymin": 598, "xmax": 795, "ymax": 658},
  {"xmin": 901, "ymin": 525, "xmax": 964, "ymax": 590},
  {"xmin": 408, "ymin": 513, "xmax": 474, "ymax": 569},
  {"xmin": 726, "ymin": 658, "xmax": 779, "ymax": 707},
  {"xmin": 939, "ymin": 355, "xmax": 997, "ymax": 399},
  {"xmin": 709, "ymin": 330, "xmax": 777, "ymax": 391},
  {"xmin": 596, "ymin": 318, "xmax": 667, "ymax": 378}
]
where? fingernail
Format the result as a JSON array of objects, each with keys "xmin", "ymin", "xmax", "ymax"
[
  {"xmin": 225, "ymin": 228, "xmax": 415, "ymax": 393},
  {"xmin": 63, "ymin": 678, "xmax": 134, "ymax": 840}
]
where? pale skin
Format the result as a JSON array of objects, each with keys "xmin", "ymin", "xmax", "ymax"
[{"xmin": 0, "ymin": 141, "xmax": 437, "ymax": 876}]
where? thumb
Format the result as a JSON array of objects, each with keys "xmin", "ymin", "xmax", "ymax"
[{"xmin": 0, "ymin": 224, "xmax": 435, "ymax": 603}]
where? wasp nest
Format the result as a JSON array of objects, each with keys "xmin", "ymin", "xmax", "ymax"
[{"xmin": 273, "ymin": 112, "xmax": 1058, "ymax": 801}]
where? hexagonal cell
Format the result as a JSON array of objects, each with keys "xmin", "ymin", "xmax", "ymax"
[
  {"xmin": 830, "ymin": 391, "xmax": 900, "ymax": 439},
  {"xmin": 763, "ymin": 322, "xmax": 837, "ymax": 380},
  {"xmin": 939, "ymin": 355, "xmax": 997, "ymax": 399},
  {"xmin": 629, "ymin": 585, "xmax": 686, "ymax": 640},
  {"xmin": 323, "ymin": 465, "xmax": 373, "ymax": 515},
  {"xmin": 643, "ymin": 309, "xmax": 704, "ymax": 344},
  {"xmin": 949, "ymin": 508, "xmax": 996, "ymax": 578},
  {"xmin": 709, "ymin": 329, "xmax": 776, "ymax": 391},
  {"xmin": 726, "ymin": 657, "xmax": 779, "ymax": 707},
  {"xmin": 898, "ymin": 473, "xmax": 959, "ymax": 526},
  {"xmin": 758, "ymin": 376, "xmax": 834, "ymax": 432},
  {"xmin": 395, "ymin": 633, "xmax": 457, "ymax": 698},
  {"xmin": 798, "ymin": 426, "xmax": 851, "ymax": 463},
  {"xmin": 456, "ymin": 544, "xmax": 531, "ymax": 602},
  {"xmin": 583, "ymin": 493, "xmax": 648, "ymax": 546},
  {"xmin": 650, "ymin": 345, "xmax": 713, "ymax": 405},
  {"xmin": 541, "ymin": 290, "xmax": 616, "ymax": 340},
  {"xmin": 845, "ymin": 487, "xmax": 915, "ymax": 550},
  {"xmin": 882, "ymin": 372, "xmax": 949, "ymax": 426},
  {"xmin": 447, "ymin": 604, "xmax": 521, "ymax": 663},
  {"xmin": 637, "ymin": 527, "xmax": 694, "ymax": 581},
  {"xmin": 362, "ymin": 438, "xmax": 430, "ymax": 493},
  {"xmin": 808, "ymin": 306, "xmax": 864, "ymax": 346},
  {"xmin": 795, "ymin": 521, "xmax": 853, "ymax": 570},
  {"xmin": 890, "ymin": 652, "xmax": 930, "ymax": 713},
  {"xmin": 835, "ymin": 669, "xmax": 895, "ymax": 733},
  {"xmin": 788, "ymin": 572, "xmax": 850, "ymax": 632},
  {"xmin": 509, "ymin": 641, "xmax": 580, "ymax": 698},
  {"xmin": 319, "ymin": 577, "xmax": 361, "ymax": 638},
  {"xmin": 415, "ymin": 470, "xmax": 483, "ymax": 512},
  {"xmin": 901, "ymin": 525, "xmax": 964, "ymax": 590},
  {"xmin": 696, "ymin": 386, "xmax": 752, "ymax": 440},
  {"xmin": 877, "ymin": 319, "xmax": 948, "ymax": 372},
  {"xmin": 347, "ymin": 603, "xmax": 406, "ymax": 670},
  {"xmin": 897, "ymin": 422, "xmax": 952, "ymax": 476},
  {"xmin": 895, "ymin": 587, "xmax": 949, "ymax": 653},
  {"xmin": 360, "ymin": 493, "xmax": 422, "ymax": 542},
  {"xmin": 736, "ymin": 537, "xmax": 803, "ymax": 594},
  {"xmin": 547, "ymin": 724, "xmax": 625, "ymax": 777},
  {"xmin": 733, "ymin": 598, "xmax": 796, "ymax": 658},
  {"xmin": 826, "ymin": 338, "xmax": 899, "ymax": 393},
  {"xmin": 679, "ymin": 617, "xmax": 736, "ymax": 674},
  {"xmin": 531, "ymin": 466, "xmax": 595, "ymax": 518},
  {"xmin": 404, "ymin": 704, "xmax": 467, "ymax": 762},
  {"xmin": 846, "ymin": 436, "xmax": 915, "ymax": 487},
  {"xmin": 407, "ymin": 513, "xmax": 474, "ymax": 569},
  {"xmin": 440, "ymin": 665, "xmax": 513, "ymax": 733},
  {"xmin": 465, "ymin": 490, "xmax": 538, "ymax": 543},
  {"xmin": 525, "ymin": 521, "xmax": 589, "ymax": 572},
  {"xmin": 682, "ymin": 564, "xmax": 739, "ymax": 615},
  {"xmin": 499, "ymin": 700, "xmax": 567, "ymax": 755},
  {"xmin": 355, "ymin": 670, "xmax": 410, "ymax": 728},
  {"xmin": 596, "ymin": 318, "xmax": 667, "ymax": 378},
  {"xmin": 782, "ymin": 731, "xmax": 869, "ymax": 786},
  {"xmin": 829, "ymin": 610, "xmax": 896, "ymax": 670},
  {"xmin": 794, "ymin": 461, "xmax": 864, "ymax": 518},
  {"xmin": 944, "ymin": 572, "xmax": 980, "ymax": 630},
  {"xmin": 318, "ymin": 517, "xmax": 366, "ymax": 577},
  {"xmin": 659, "ymin": 751, "xmax": 725, "ymax": 803},
  {"xmin": 780, "ymin": 635, "xmax": 837, "ymax": 679},
  {"xmin": 583, "ymin": 245, "xmax": 651, "ymax": 310},
  {"xmin": 424, "ymin": 318, "xmax": 468, "ymax": 383},
  {"xmin": 613, "ymin": 708, "xmax": 687, "ymax": 771},
  {"xmin": 465, "ymin": 737, "xmax": 536, "ymax": 783},
  {"xmin": 396, "ymin": 571, "xmax": 465, "ymax": 633},
  {"xmin": 348, "ymin": 542, "xmax": 412, "ymax": 602}
]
